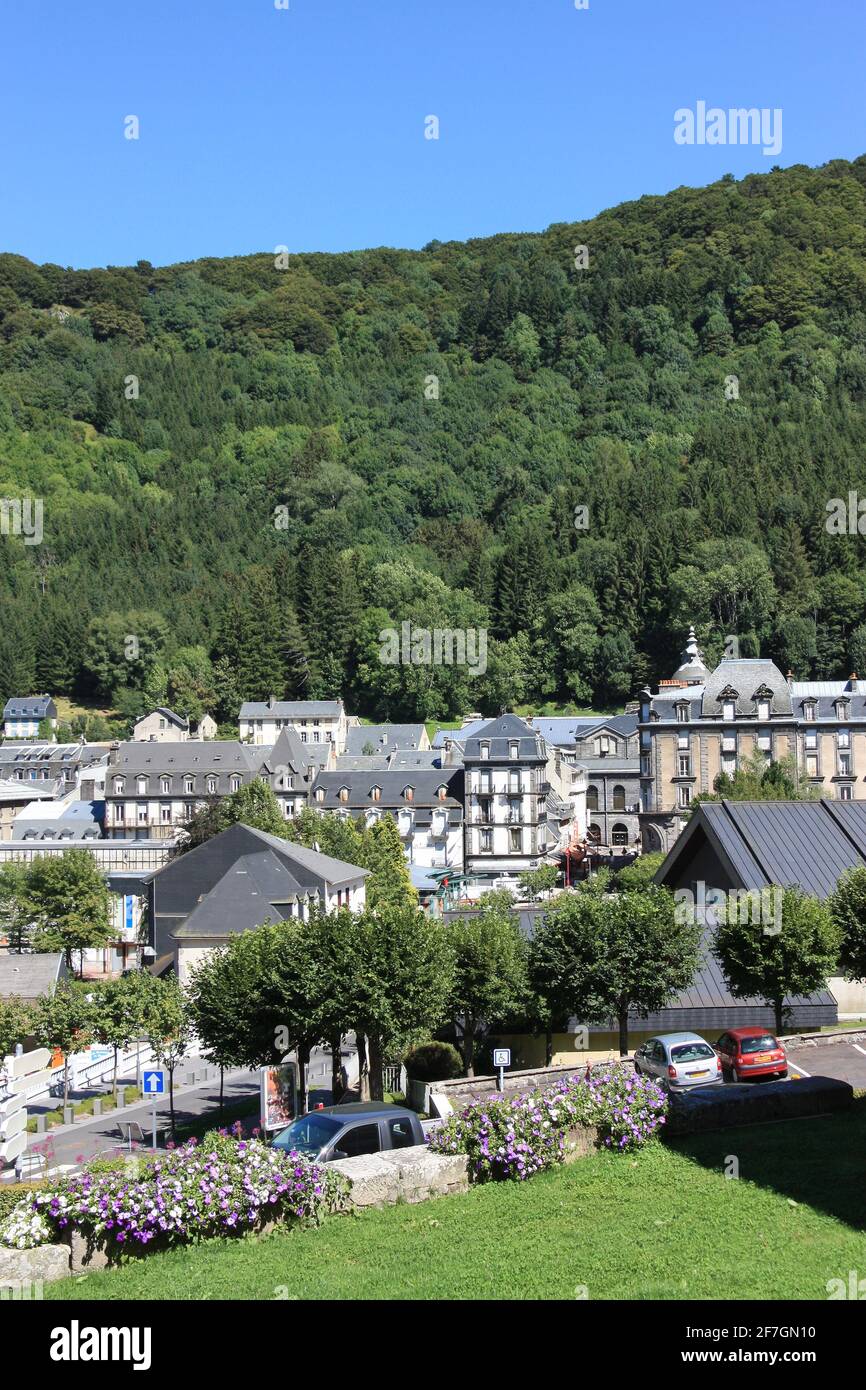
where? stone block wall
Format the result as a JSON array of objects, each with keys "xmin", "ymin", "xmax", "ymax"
[{"xmin": 330, "ymin": 1144, "xmax": 469, "ymax": 1208}]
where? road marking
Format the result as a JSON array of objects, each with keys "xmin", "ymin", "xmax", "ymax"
[
  {"xmin": 852, "ymin": 1043, "xmax": 866, "ymax": 1058},
  {"xmin": 788, "ymin": 1060, "xmax": 811, "ymax": 1077}
]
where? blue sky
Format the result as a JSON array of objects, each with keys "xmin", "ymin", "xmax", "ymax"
[{"xmin": 2, "ymin": 0, "xmax": 864, "ymax": 267}]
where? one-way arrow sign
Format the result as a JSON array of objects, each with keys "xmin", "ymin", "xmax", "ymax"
[{"xmin": 143, "ymin": 1070, "xmax": 165, "ymax": 1096}]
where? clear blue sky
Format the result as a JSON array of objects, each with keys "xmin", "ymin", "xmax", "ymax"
[{"xmin": 2, "ymin": 0, "xmax": 864, "ymax": 268}]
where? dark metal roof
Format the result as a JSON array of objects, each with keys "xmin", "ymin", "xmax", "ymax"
[
  {"xmin": 345, "ymin": 724, "xmax": 427, "ymax": 755},
  {"xmin": 657, "ymin": 799, "xmax": 866, "ymax": 900},
  {"xmin": 463, "ymin": 714, "xmax": 546, "ymax": 763}
]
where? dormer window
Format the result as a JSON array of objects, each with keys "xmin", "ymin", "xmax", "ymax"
[
  {"xmin": 160, "ymin": 777, "xmax": 171, "ymax": 794},
  {"xmin": 339, "ymin": 786, "xmax": 349, "ymax": 803},
  {"xmin": 509, "ymin": 741, "xmax": 519, "ymax": 760},
  {"xmin": 803, "ymin": 701, "xmax": 817, "ymax": 722},
  {"xmin": 403, "ymin": 785, "xmax": 414, "ymax": 802},
  {"xmin": 316, "ymin": 788, "xmax": 325, "ymax": 803},
  {"xmin": 206, "ymin": 776, "xmax": 218, "ymax": 794},
  {"xmin": 137, "ymin": 776, "xmax": 148, "ymax": 796},
  {"xmin": 722, "ymin": 700, "xmax": 736, "ymax": 722},
  {"xmin": 675, "ymin": 704, "xmax": 688, "ymax": 723},
  {"xmin": 480, "ymin": 741, "xmax": 490, "ymax": 760},
  {"xmin": 229, "ymin": 776, "xmax": 241, "ymax": 793},
  {"xmin": 184, "ymin": 776, "xmax": 194, "ymax": 794},
  {"xmin": 371, "ymin": 785, "xmax": 381, "ymax": 802},
  {"xmin": 114, "ymin": 777, "xmax": 124, "ymax": 795},
  {"xmin": 757, "ymin": 700, "xmax": 770, "ymax": 721},
  {"xmin": 437, "ymin": 784, "xmax": 447, "ymax": 801},
  {"xmin": 836, "ymin": 699, "xmax": 850, "ymax": 720}
]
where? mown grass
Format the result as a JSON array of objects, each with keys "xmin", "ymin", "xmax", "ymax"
[{"xmin": 47, "ymin": 1103, "xmax": 866, "ymax": 1302}]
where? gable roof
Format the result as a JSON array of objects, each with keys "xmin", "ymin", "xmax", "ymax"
[
  {"xmin": 656, "ymin": 798, "xmax": 866, "ymax": 900},
  {"xmin": 135, "ymin": 707, "xmax": 189, "ymax": 730},
  {"xmin": 3, "ymin": 695, "xmax": 56, "ymax": 721},
  {"xmin": 239, "ymin": 700, "xmax": 343, "ymax": 719},
  {"xmin": 0, "ymin": 952, "xmax": 66, "ymax": 1001},
  {"xmin": 345, "ymin": 723, "xmax": 426, "ymax": 755}
]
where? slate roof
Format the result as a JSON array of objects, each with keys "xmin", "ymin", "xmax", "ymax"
[
  {"xmin": 656, "ymin": 798, "xmax": 866, "ymax": 900},
  {"xmin": 345, "ymin": 724, "xmax": 426, "ymax": 755},
  {"xmin": 0, "ymin": 952, "xmax": 66, "ymax": 1001},
  {"xmin": 701, "ymin": 659, "xmax": 793, "ymax": 718},
  {"xmin": 149, "ymin": 823, "xmax": 368, "ymax": 942},
  {"xmin": 135, "ymin": 707, "xmax": 189, "ymax": 730},
  {"xmin": 311, "ymin": 769, "xmax": 463, "ymax": 823},
  {"xmin": 3, "ymin": 695, "xmax": 56, "ymax": 721},
  {"xmin": 531, "ymin": 715, "xmax": 639, "ymax": 745},
  {"xmin": 239, "ymin": 700, "xmax": 343, "ymax": 719},
  {"xmin": 13, "ymin": 800, "xmax": 104, "ymax": 841},
  {"xmin": 463, "ymin": 714, "xmax": 546, "ymax": 763}
]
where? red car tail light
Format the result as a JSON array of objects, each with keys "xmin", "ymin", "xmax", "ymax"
[{"xmin": 667, "ymin": 1065, "xmax": 677, "ymax": 1079}]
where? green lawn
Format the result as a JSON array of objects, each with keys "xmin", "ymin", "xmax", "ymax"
[{"xmin": 48, "ymin": 1104, "xmax": 866, "ymax": 1301}]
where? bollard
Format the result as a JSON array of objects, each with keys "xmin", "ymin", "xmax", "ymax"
[
  {"xmin": 93, "ymin": 1099, "xmax": 102, "ymax": 1117},
  {"xmin": 63, "ymin": 1107, "xmax": 73, "ymax": 1125},
  {"xmin": 116, "ymin": 1090, "xmax": 125, "ymax": 1109},
  {"xmin": 36, "ymin": 1115, "xmax": 46, "ymax": 1134}
]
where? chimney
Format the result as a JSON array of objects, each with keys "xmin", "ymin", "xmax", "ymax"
[
  {"xmin": 109, "ymin": 741, "xmax": 120, "ymax": 766},
  {"xmin": 268, "ymin": 694, "xmax": 276, "ymax": 711}
]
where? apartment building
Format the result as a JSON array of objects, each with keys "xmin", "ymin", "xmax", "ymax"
[
  {"xmin": 238, "ymin": 697, "xmax": 358, "ymax": 752},
  {"xmin": 638, "ymin": 626, "xmax": 866, "ymax": 853}
]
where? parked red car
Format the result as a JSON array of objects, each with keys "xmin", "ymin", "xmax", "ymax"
[{"xmin": 715, "ymin": 1028, "xmax": 787, "ymax": 1082}]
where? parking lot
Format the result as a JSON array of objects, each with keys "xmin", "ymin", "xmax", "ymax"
[{"xmin": 785, "ymin": 1036, "xmax": 866, "ymax": 1088}]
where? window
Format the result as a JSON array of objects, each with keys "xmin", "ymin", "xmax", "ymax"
[
  {"xmin": 676, "ymin": 704, "xmax": 688, "ymax": 723},
  {"xmin": 757, "ymin": 699, "xmax": 770, "ymax": 721},
  {"xmin": 403, "ymin": 786, "xmax": 414, "ymax": 802},
  {"xmin": 478, "ymin": 770, "xmax": 491, "ymax": 794},
  {"xmin": 678, "ymin": 785, "xmax": 691, "ymax": 809},
  {"xmin": 612, "ymin": 823, "xmax": 629, "ymax": 847},
  {"xmin": 316, "ymin": 788, "xmax": 325, "ymax": 803},
  {"xmin": 806, "ymin": 753, "xmax": 818, "ymax": 778},
  {"xmin": 160, "ymin": 777, "xmax": 171, "ymax": 795},
  {"xmin": 586, "ymin": 786, "xmax": 599, "ymax": 811},
  {"xmin": 371, "ymin": 786, "xmax": 381, "ymax": 802},
  {"xmin": 838, "ymin": 729, "xmax": 851, "ymax": 749},
  {"xmin": 160, "ymin": 804, "xmax": 172, "ymax": 823},
  {"xmin": 588, "ymin": 824, "xmax": 601, "ymax": 844},
  {"xmin": 206, "ymin": 776, "xmax": 217, "ymax": 795},
  {"xmin": 388, "ymin": 1117, "xmax": 416, "ymax": 1150},
  {"xmin": 508, "ymin": 770, "xmax": 520, "ymax": 794},
  {"xmin": 229, "ymin": 776, "xmax": 241, "ymax": 793},
  {"xmin": 678, "ymin": 754, "xmax": 691, "ymax": 777},
  {"xmin": 804, "ymin": 702, "xmax": 816, "ymax": 721},
  {"xmin": 333, "ymin": 1125, "xmax": 381, "ymax": 1160},
  {"xmin": 507, "ymin": 798, "xmax": 521, "ymax": 824},
  {"xmin": 339, "ymin": 787, "xmax": 349, "ymax": 803},
  {"xmin": 805, "ymin": 729, "xmax": 817, "ymax": 750},
  {"xmin": 437, "ymin": 785, "xmax": 447, "ymax": 801},
  {"xmin": 480, "ymin": 828, "xmax": 493, "ymax": 853},
  {"xmin": 613, "ymin": 784, "xmax": 626, "ymax": 810},
  {"xmin": 509, "ymin": 741, "xmax": 519, "ymax": 760},
  {"xmin": 137, "ymin": 804, "xmax": 148, "ymax": 824},
  {"xmin": 480, "ymin": 741, "xmax": 490, "ymax": 760},
  {"xmin": 184, "ymin": 777, "xmax": 194, "ymax": 794},
  {"xmin": 677, "ymin": 733, "xmax": 689, "ymax": 750},
  {"xmin": 722, "ymin": 700, "xmax": 735, "ymax": 721},
  {"xmin": 509, "ymin": 827, "xmax": 522, "ymax": 853},
  {"xmin": 840, "ymin": 785, "xmax": 853, "ymax": 801},
  {"xmin": 137, "ymin": 777, "xmax": 148, "ymax": 796},
  {"xmin": 839, "ymin": 752, "xmax": 852, "ymax": 777},
  {"xmin": 114, "ymin": 777, "xmax": 124, "ymax": 796},
  {"xmin": 477, "ymin": 797, "xmax": 492, "ymax": 822}
]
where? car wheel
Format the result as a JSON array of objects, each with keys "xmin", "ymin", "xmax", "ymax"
[{"xmin": 732, "ymin": 1067, "xmax": 740, "ymax": 1083}]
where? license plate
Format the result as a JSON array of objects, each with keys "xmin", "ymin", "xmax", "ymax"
[
  {"xmin": 689, "ymin": 1069, "xmax": 709, "ymax": 1077},
  {"xmin": 754, "ymin": 1054, "xmax": 772, "ymax": 1063}
]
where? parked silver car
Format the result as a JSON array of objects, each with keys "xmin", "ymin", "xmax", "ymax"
[{"xmin": 633, "ymin": 1032, "xmax": 722, "ymax": 1090}]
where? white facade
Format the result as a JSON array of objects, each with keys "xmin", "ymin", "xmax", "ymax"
[
  {"xmin": 132, "ymin": 710, "xmax": 189, "ymax": 742},
  {"xmin": 238, "ymin": 700, "xmax": 357, "ymax": 752}
]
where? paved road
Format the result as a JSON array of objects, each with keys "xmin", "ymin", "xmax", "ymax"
[
  {"xmin": 786, "ymin": 1037, "xmax": 866, "ymax": 1088},
  {"xmin": 20, "ymin": 1066, "xmax": 261, "ymax": 1170}
]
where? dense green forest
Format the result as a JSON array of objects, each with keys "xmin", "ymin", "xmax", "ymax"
[{"xmin": 2, "ymin": 156, "xmax": 866, "ymax": 726}]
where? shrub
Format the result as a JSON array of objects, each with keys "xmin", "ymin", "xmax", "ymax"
[
  {"xmin": 0, "ymin": 1182, "xmax": 46, "ymax": 1226},
  {"xmin": 404, "ymin": 1040, "xmax": 464, "ymax": 1082},
  {"xmin": 428, "ymin": 1069, "xmax": 666, "ymax": 1182},
  {"xmin": 0, "ymin": 1134, "xmax": 348, "ymax": 1254}
]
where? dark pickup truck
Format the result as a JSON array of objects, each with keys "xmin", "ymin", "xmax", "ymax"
[{"xmin": 270, "ymin": 1101, "xmax": 427, "ymax": 1163}]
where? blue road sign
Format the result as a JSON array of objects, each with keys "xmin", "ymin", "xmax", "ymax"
[{"xmin": 143, "ymin": 1070, "xmax": 165, "ymax": 1097}]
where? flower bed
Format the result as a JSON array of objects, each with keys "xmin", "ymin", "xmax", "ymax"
[
  {"xmin": 427, "ymin": 1066, "xmax": 667, "ymax": 1182},
  {"xmin": 0, "ymin": 1133, "xmax": 347, "ymax": 1256}
]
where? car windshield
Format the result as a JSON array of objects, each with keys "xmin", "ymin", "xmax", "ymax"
[
  {"xmin": 271, "ymin": 1114, "xmax": 342, "ymax": 1156},
  {"xmin": 670, "ymin": 1042, "xmax": 715, "ymax": 1063},
  {"xmin": 740, "ymin": 1035, "xmax": 779, "ymax": 1054}
]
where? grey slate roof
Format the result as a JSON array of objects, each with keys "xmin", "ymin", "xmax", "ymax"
[
  {"xmin": 345, "ymin": 724, "xmax": 426, "ymax": 755},
  {"xmin": 136, "ymin": 707, "xmax": 189, "ymax": 730},
  {"xmin": 656, "ymin": 798, "xmax": 866, "ymax": 900},
  {"xmin": 149, "ymin": 823, "xmax": 368, "ymax": 943},
  {"xmin": 239, "ymin": 700, "xmax": 343, "ymax": 719},
  {"xmin": 463, "ymin": 714, "xmax": 546, "ymax": 763},
  {"xmin": 701, "ymin": 659, "xmax": 793, "ymax": 718},
  {"xmin": 3, "ymin": 695, "xmax": 56, "ymax": 721},
  {"xmin": 312, "ymin": 769, "xmax": 462, "ymax": 821},
  {"xmin": 530, "ymin": 715, "xmax": 638, "ymax": 745},
  {"xmin": 0, "ymin": 952, "xmax": 66, "ymax": 1001}
]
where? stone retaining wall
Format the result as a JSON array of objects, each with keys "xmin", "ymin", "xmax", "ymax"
[
  {"xmin": 330, "ymin": 1144, "xmax": 469, "ymax": 1208},
  {"xmin": 0, "ymin": 1241, "xmax": 70, "ymax": 1287}
]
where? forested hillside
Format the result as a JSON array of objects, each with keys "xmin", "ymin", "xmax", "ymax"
[{"xmin": 2, "ymin": 156, "xmax": 866, "ymax": 727}]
